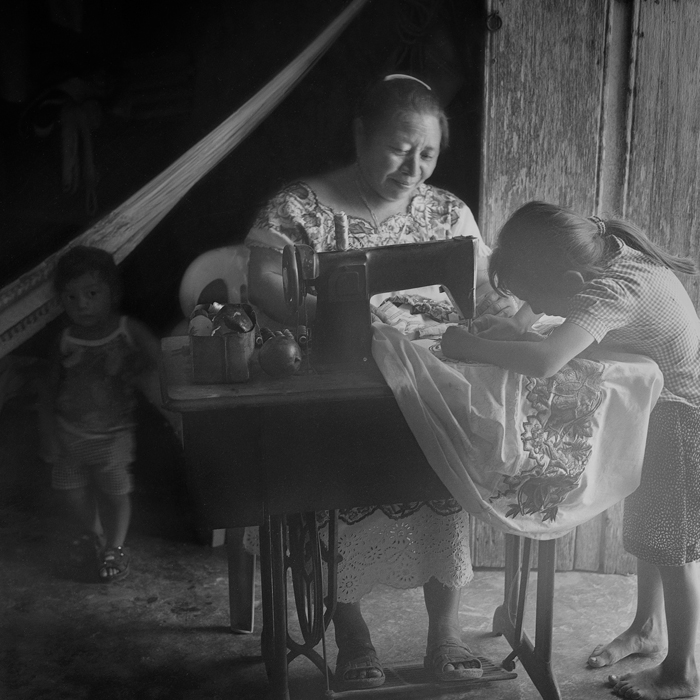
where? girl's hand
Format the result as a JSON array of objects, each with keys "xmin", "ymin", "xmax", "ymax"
[
  {"xmin": 441, "ymin": 325, "xmax": 481, "ymax": 361},
  {"xmin": 473, "ymin": 314, "xmax": 525, "ymax": 340}
]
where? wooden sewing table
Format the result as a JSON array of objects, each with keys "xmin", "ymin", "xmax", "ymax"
[{"xmin": 160, "ymin": 336, "xmax": 562, "ymax": 700}]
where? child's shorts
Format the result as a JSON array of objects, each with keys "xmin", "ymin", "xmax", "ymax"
[
  {"xmin": 623, "ymin": 401, "xmax": 700, "ymax": 567},
  {"xmin": 52, "ymin": 429, "xmax": 135, "ymax": 496}
]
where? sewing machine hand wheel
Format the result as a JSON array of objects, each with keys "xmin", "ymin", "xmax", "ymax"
[
  {"xmin": 285, "ymin": 511, "xmax": 338, "ymax": 676},
  {"xmin": 282, "ymin": 244, "xmax": 317, "ymax": 314}
]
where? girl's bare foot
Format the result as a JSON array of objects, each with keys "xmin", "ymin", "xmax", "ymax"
[
  {"xmin": 608, "ymin": 665, "xmax": 700, "ymax": 700},
  {"xmin": 588, "ymin": 626, "xmax": 666, "ymax": 668}
]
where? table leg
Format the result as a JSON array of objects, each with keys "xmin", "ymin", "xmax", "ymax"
[
  {"xmin": 259, "ymin": 515, "xmax": 290, "ymax": 700},
  {"xmin": 226, "ymin": 527, "xmax": 256, "ymax": 634},
  {"xmin": 535, "ymin": 540, "xmax": 558, "ymax": 668},
  {"xmin": 492, "ymin": 536, "xmax": 562, "ymax": 700}
]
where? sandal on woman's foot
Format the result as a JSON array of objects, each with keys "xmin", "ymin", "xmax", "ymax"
[
  {"xmin": 424, "ymin": 639, "xmax": 483, "ymax": 681},
  {"xmin": 98, "ymin": 546, "xmax": 130, "ymax": 582},
  {"xmin": 334, "ymin": 642, "xmax": 385, "ymax": 691}
]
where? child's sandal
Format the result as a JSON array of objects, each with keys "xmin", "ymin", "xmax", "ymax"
[{"xmin": 98, "ymin": 546, "xmax": 130, "ymax": 582}]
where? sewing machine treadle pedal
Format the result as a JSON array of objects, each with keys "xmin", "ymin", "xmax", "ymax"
[{"xmin": 327, "ymin": 657, "xmax": 517, "ymax": 698}]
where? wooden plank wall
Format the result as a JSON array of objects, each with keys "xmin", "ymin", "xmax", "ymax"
[
  {"xmin": 475, "ymin": 0, "xmax": 700, "ymax": 574},
  {"xmin": 624, "ymin": 1, "xmax": 700, "ymax": 307}
]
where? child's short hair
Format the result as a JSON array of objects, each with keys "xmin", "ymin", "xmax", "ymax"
[{"xmin": 54, "ymin": 246, "xmax": 123, "ymax": 303}]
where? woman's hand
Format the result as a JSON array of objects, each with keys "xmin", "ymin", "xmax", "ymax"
[
  {"xmin": 441, "ymin": 325, "xmax": 482, "ymax": 362},
  {"xmin": 474, "ymin": 282, "xmax": 518, "ymax": 319}
]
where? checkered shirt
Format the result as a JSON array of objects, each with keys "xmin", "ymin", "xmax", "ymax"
[{"xmin": 567, "ymin": 242, "xmax": 700, "ymax": 406}]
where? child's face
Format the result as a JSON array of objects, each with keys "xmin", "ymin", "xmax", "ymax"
[
  {"xmin": 508, "ymin": 278, "xmax": 571, "ymax": 317},
  {"xmin": 60, "ymin": 272, "xmax": 115, "ymax": 330}
]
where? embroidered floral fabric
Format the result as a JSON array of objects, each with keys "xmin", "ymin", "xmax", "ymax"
[
  {"xmin": 249, "ymin": 181, "xmax": 479, "ymax": 251},
  {"xmin": 383, "ymin": 294, "xmax": 458, "ymax": 324},
  {"xmin": 373, "ymin": 323, "xmax": 664, "ymax": 539},
  {"xmin": 488, "ymin": 359, "xmax": 605, "ymax": 523}
]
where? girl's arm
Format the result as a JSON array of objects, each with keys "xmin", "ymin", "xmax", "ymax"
[{"xmin": 441, "ymin": 320, "xmax": 595, "ymax": 377}]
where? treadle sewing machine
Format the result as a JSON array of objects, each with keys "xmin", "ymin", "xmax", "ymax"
[
  {"xmin": 281, "ymin": 236, "xmax": 477, "ymax": 369},
  {"xmin": 160, "ymin": 236, "xmax": 566, "ymax": 700}
]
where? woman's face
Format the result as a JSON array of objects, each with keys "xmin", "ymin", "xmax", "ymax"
[{"xmin": 355, "ymin": 110, "xmax": 442, "ymax": 203}]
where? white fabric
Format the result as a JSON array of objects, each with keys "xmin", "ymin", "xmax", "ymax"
[
  {"xmin": 335, "ymin": 507, "xmax": 473, "ymax": 603},
  {"xmin": 242, "ymin": 506, "xmax": 474, "ymax": 604},
  {"xmin": 372, "ymin": 322, "xmax": 664, "ymax": 539}
]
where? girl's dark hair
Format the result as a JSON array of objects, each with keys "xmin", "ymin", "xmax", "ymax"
[
  {"xmin": 489, "ymin": 201, "xmax": 698, "ymax": 295},
  {"xmin": 356, "ymin": 74, "xmax": 450, "ymax": 150},
  {"xmin": 54, "ymin": 245, "xmax": 123, "ymax": 303}
]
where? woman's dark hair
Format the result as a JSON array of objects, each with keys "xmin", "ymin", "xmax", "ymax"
[
  {"xmin": 54, "ymin": 245, "xmax": 123, "ymax": 303},
  {"xmin": 356, "ymin": 74, "xmax": 450, "ymax": 150},
  {"xmin": 489, "ymin": 201, "xmax": 698, "ymax": 295}
]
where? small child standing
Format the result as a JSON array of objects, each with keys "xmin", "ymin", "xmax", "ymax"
[
  {"xmin": 442, "ymin": 201, "xmax": 700, "ymax": 700},
  {"xmin": 41, "ymin": 245, "xmax": 175, "ymax": 582}
]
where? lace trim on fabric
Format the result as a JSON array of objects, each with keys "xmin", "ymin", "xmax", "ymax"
[
  {"xmin": 335, "ymin": 508, "xmax": 473, "ymax": 603},
  {"xmin": 242, "ymin": 503, "xmax": 472, "ymax": 604}
]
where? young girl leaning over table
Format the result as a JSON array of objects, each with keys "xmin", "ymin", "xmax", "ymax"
[{"xmin": 441, "ymin": 201, "xmax": 700, "ymax": 700}]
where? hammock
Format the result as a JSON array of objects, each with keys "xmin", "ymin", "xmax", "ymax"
[{"xmin": 0, "ymin": 0, "xmax": 369, "ymax": 360}]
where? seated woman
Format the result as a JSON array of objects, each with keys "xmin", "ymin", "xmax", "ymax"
[{"xmin": 245, "ymin": 73, "xmax": 515, "ymax": 690}]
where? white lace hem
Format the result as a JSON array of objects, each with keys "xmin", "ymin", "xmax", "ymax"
[{"xmin": 243, "ymin": 507, "xmax": 472, "ymax": 604}]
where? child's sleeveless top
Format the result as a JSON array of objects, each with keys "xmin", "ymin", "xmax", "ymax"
[
  {"xmin": 567, "ymin": 240, "xmax": 700, "ymax": 407},
  {"xmin": 55, "ymin": 316, "xmax": 143, "ymax": 437}
]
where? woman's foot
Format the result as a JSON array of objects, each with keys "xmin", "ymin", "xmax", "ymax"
[
  {"xmin": 424, "ymin": 637, "xmax": 483, "ymax": 681},
  {"xmin": 424, "ymin": 579, "xmax": 479, "ymax": 679},
  {"xmin": 333, "ymin": 602, "xmax": 385, "ymax": 690},
  {"xmin": 334, "ymin": 640, "xmax": 385, "ymax": 690},
  {"xmin": 608, "ymin": 664, "xmax": 700, "ymax": 700},
  {"xmin": 588, "ymin": 625, "xmax": 666, "ymax": 668}
]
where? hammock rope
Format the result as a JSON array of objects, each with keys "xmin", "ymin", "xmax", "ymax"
[{"xmin": 0, "ymin": 0, "xmax": 369, "ymax": 359}]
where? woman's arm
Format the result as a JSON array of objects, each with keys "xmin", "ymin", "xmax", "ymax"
[{"xmin": 441, "ymin": 320, "xmax": 595, "ymax": 377}]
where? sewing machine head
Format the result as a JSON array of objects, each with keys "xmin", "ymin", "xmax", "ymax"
[{"xmin": 282, "ymin": 237, "xmax": 477, "ymax": 371}]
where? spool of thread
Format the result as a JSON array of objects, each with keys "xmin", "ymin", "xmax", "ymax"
[
  {"xmin": 334, "ymin": 211, "xmax": 348, "ymax": 251},
  {"xmin": 296, "ymin": 325, "xmax": 308, "ymax": 345}
]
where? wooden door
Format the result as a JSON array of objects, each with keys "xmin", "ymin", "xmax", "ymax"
[{"xmin": 476, "ymin": 0, "xmax": 700, "ymax": 574}]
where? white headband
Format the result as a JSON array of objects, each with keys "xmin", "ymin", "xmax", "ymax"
[{"xmin": 383, "ymin": 73, "xmax": 432, "ymax": 91}]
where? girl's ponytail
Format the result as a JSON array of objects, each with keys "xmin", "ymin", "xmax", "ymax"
[{"xmin": 605, "ymin": 219, "xmax": 698, "ymax": 276}]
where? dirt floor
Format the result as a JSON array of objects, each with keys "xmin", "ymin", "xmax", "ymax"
[{"xmin": 0, "ymin": 391, "xmax": 271, "ymax": 700}]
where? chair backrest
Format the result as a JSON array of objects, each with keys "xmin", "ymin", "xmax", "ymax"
[{"xmin": 178, "ymin": 245, "xmax": 250, "ymax": 318}]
